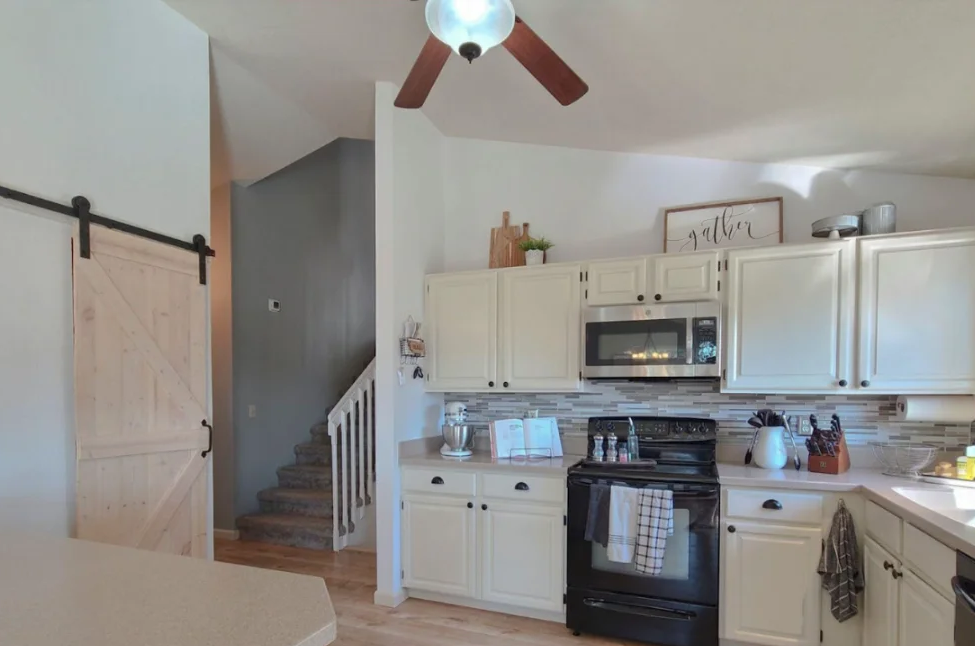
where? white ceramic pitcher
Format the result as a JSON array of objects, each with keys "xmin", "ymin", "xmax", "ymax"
[{"xmin": 753, "ymin": 426, "xmax": 788, "ymax": 469}]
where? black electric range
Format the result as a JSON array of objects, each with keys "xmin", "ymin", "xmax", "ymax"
[{"xmin": 566, "ymin": 416, "xmax": 720, "ymax": 646}]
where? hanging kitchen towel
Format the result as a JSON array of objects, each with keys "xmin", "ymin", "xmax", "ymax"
[
  {"xmin": 818, "ymin": 499, "xmax": 864, "ymax": 622},
  {"xmin": 607, "ymin": 485, "xmax": 639, "ymax": 563},
  {"xmin": 584, "ymin": 483, "xmax": 611, "ymax": 547},
  {"xmin": 634, "ymin": 489, "xmax": 674, "ymax": 576}
]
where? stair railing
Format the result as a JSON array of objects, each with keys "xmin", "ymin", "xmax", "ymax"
[{"xmin": 326, "ymin": 358, "xmax": 376, "ymax": 550}]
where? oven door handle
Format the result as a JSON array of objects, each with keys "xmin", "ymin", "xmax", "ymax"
[
  {"xmin": 583, "ymin": 598, "xmax": 695, "ymax": 621},
  {"xmin": 952, "ymin": 576, "xmax": 975, "ymax": 612},
  {"xmin": 570, "ymin": 477, "xmax": 718, "ymax": 496}
]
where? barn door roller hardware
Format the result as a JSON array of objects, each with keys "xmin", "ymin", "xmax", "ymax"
[{"xmin": 0, "ymin": 183, "xmax": 215, "ymax": 285}]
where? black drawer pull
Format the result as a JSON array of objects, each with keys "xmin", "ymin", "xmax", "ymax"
[
  {"xmin": 515, "ymin": 482, "xmax": 530, "ymax": 491},
  {"xmin": 431, "ymin": 476, "xmax": 444, "ymax": 485},
  {"xmin": 884, "ymin": 561, "xmax": 894, "ymax": 571},
  {"xmin": 762, "ymin": 499, "xmax": 783, "ymax": 510},
  {"xmin": 728, "ymin": 525, "xmax": 736, "ymax": 533},
  {"xmin": 481, "ymin": 504, "xmax": 488, "ymax": 511},
  {"xmin": 467, "ymin": 502, "xmax": 473, "ymax": 509}
]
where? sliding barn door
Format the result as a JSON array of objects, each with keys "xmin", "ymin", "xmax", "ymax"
[{"xmin": 74, "ymin": 225, "xmax": 211, "ymax": 557}]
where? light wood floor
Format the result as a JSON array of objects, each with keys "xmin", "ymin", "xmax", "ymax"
[{"xmin": 216, "ymin": 539, "xmax": 634, "ymax": 646}]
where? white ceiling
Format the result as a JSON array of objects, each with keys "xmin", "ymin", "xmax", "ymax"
[{"xmin": 167, "ymin": 0, "xmax": 975, "ymax": 184}]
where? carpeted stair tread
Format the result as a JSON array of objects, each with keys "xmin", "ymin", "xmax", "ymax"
[
  {"xmin": 236, "ymin": 513, "xmax": 334, "ymax": 550},
  {"xmin": 276, "ymin": 464, "xmax": 332, "ymax": 489},
  {"xmin": 258, "ymin": 487, "xmax": 333, "ymax": 518},
  {"xmin": 294, "ymin": 442, "xmax": 332, "ymax": 466}
]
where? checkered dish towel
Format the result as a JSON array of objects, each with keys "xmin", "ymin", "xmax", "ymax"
[
  {"xmin": 635, "ymin": 489, "xmax": 675, "ymax": 576},
  {"xmin": 818, "ymin": 500, "xmax": 864, "ymax": 622},
  {"xmin": 607, "ymin": 485, "xmax": 640, "ymax": 563}
]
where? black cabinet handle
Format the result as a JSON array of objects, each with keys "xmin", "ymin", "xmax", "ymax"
[
  {"xmin": 467, "ymin": 502, "xmax": 473, "ymax": 509},
  {"xmin": 861, "ymin": 380, "xmax": 870, "ymax": 387},
  {"xmin": 637, "ymin": 294, "xmax": 645, "ymax": 302},
  {"xmin": 481, "ymin": 504, "xmax": 488, "ymax": 511},
  {"xmin": 503, "ymin": 382, "xmax": 509, "ymax": 388},
  {"xmin": 762, "ymin": 499, "xmax": 783, "ymax": 510},
  {"xmin": 431, "ymin": 476, "xmax": 444, "ymax": 485},
  {"xmin": 488, "ymin": 381, "xmax": 495, "ymax": 387},
  {"xmin": 884, "ymin": 561, "xmax": 894, "ymax": 571},
  {"xmin": 515, "ymin": 482, "xmax": 530, "ymax": 491},
  {"xmin": 201, "ymin": 419, "xmax": 213, "ymax": 458},
  {"xmin": 654, "ymin": 294, "xmax": 662, "ymax": 301},
  {"xmin": 728, "ymin": 525, "xmax": 736, "ymax": 533},
  {"xmin": 892, "ymin": 570, "xmax": 903, "ymax": 580},
  {"xmin": 838, "ymin": 379, "xmax": 848, "ymax": 387}
]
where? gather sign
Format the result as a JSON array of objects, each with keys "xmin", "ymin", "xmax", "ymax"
[{"xmin": 664, "ymin": 197, "xmax": 783, "ymax": 253}]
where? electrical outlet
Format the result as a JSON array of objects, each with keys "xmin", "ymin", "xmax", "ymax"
[
  {"xmin": 248, "ymin": 404, "xmax": 257, "ymax": 418},
  {"xmin": 797, "ymin": 417, "xmax": 812, "ymax": 436},
  {"xmin": 268, "ymin": 299, "xmax": 281, "ymax": 312}
]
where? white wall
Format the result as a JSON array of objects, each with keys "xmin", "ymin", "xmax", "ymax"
[
  {"xmin": 374, "ymin": 82, "xmax": 446, "ymax": 606},
  {"xmin": 443, "ymin": 138, "xmax": 975, "ymax": 270},
  {"xmin": 0, "ymin": 0, "xmax": 210, "ymax": 536}
]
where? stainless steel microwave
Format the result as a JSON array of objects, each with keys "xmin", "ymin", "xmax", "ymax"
[{"xmin": 583, "ymin": 301, "xmax": 721, "ymax": 379}]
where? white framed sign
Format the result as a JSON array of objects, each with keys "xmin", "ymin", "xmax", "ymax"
[{"xmin": 664, "ymin": 197, "xmax": 783, "ymax": 253}]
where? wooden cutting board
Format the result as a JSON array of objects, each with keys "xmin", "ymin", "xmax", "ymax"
[{"xmin": 489, "ymin": 211, "xmax": 530, "ymax": 268}]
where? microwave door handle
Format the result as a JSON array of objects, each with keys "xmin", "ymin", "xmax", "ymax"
[{"xmin": 686, "ymin": 316, "xmax": 694, "ymax": 366}]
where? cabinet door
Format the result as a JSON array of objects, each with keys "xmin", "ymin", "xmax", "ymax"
[
  {"xmin": 425, "ymin": 272, "xmax": 498, "ymax": 391},
  {"xmin": 858, "ymin": 229, "xmax": 975, "ymax": 393},
  {"xmin": 479, "ymin": 501, "xmax": 564, "ymax": 611},
  {"xmin": 586, "ymin": 257, "xmax": 648, "ymax": 305},
  {"xmin": 724, "ymin": 242, "xmax": 855, "ymax": 393},
  {"xmin": 863, "ymin": 537, "xmax": 899, "ymax": 646},
  {"xmin": 499, "ymin": 265, "xmax": 582, "ymax": 391},
  {"xmin": 722, "ymin": 521, "xmax": 821, "ymax": 646},
  {"xmin": 651, "ymin": 251, "xmax": 720, "ymax": 302},
  {"xmin": 899, "ymin": 569, "xmax": 954, "ymax": 646},
  {"xmin": 402, "ymin": 495, "xmax": 476, "ymax": 597}
]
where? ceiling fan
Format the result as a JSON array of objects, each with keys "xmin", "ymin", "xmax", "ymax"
[{"xmin": 395, "ymin": 0, "xmax": 589, "ymax": 109}]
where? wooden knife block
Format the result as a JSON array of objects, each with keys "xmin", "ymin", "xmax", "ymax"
[{"xmin": 807, "ymin": 434, "xmax": 851, "ymax": 474}]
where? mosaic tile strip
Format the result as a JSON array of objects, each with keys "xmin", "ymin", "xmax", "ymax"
[{"xmin": 447, "ymin": 381, "xmax": 973, "ymax": 448}]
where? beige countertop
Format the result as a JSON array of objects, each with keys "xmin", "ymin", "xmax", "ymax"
[
  {"xmin": 400, "ymin": 448, "xmax": 584, "ymax": 475},
  {"xmin": 0, "ymin": 533, "xmax": 336, "ymax": 646},
  {"xmin": 719, "ymin": 463, "xmax": 975, "ymax": 559}
]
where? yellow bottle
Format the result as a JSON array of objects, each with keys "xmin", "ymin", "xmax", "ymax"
[
  {"xmin": 966, "ymin": 447, "xmax": 975, "ymax": 480},
  {"xmin": 957, "ymin": 456, "xmax": 968, "ymax": 480}
]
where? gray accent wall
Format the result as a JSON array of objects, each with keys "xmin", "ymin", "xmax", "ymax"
[{"xmin": 231, "ymin": 138, "xmax": 376, "ymax": 518}]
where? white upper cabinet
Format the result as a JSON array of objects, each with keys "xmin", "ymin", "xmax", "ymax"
[
  {"xmin": 651, "ymin": 251, "xmax": 721, "ymax": 302},
  {"xmin": 586, "ymin": 257, "xmax": 648, "ymax": 305},
  {"xmin": 857, "ymin": 228, "xmax": 975, "ymax": 394},
  {"xmin": 425, "ymin": 271, "xmax": 498, "ymax": 391},
  {"xmin": 724, "ymin": 242, "xmax": 855, "ymax": 393},
  {"xmin": 499, "ymin": 265, "xmax": 582, "ymax": 391}
]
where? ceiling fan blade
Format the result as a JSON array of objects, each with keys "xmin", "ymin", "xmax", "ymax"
[
  {"xmin": 503, "ymin": 16, "xmax": 589, "ymax": 106},
  {"xmin": 395, "ymin": 35, "xmax": 452, "ymax": 109}
]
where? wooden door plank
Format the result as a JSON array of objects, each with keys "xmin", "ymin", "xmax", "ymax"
[
  {"xmin": 134, "ymin": 453, "xmax": 206, "ymax": 549},
  {"xmin": 78, "ymin": 430, "xmax": 209, "ymax": 460}
]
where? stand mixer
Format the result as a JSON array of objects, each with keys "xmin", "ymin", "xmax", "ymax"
[{"xmin": 441, "ymin": 402, "xmax": 474, "ymax": 458}]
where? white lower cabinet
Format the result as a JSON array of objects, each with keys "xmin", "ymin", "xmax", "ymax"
[
  {"xmin": 722, "ymin": 520, "xmax": 822, "ymax": 646},
  {"xmin": 863, "ymin": 537, "xmax": 899, "ymax": 646},
  {"xmin": 402, "ymin": 495, "xmax": 477, "ymax": 597},
  {"xmin": 401, "ymin": 467, "xmax": 566, "ymax": 619},
  {"xmin": 480, "ymin": 501, "xmax": 564, "ymax": 611},
  {"xmin": 899, "ymin": 569, "xmax": 954, "ymax": 646}
]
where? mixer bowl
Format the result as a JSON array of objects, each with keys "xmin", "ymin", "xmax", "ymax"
[{"xmin": 442, "ymin": 424, "xmax": 474, "ymax": 452}]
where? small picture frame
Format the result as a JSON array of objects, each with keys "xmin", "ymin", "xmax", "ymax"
[{"xmin": 664, "ymin": 197, "xmax": 783, "ymax": 253}]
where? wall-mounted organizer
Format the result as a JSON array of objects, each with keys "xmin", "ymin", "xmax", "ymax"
[{"xmin": 400, "ymin": 316, "xmax": 426, "ymax": 378}]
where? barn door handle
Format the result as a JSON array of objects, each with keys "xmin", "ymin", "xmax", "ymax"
[{"xmin": 201, "ymin": 420, "xmax": 213, "ymax": 458}]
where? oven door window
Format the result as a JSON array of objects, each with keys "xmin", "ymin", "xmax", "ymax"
[
  {"xmin": 586, "ymin": 319, "xmax": 688, "ymax": 366},
  {"xmin": 591, "ymin": 508, "xmax": 691, "ymax": 580}
]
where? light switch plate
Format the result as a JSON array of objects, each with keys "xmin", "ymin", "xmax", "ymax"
[{"xmin": 268, "ymin": 299, "xmax": 281, "ymax": 312}]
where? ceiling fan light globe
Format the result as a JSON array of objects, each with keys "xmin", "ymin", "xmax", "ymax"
[{"xmin": 425, "ymin": 0, "xmax": 515, "ymax": 57}]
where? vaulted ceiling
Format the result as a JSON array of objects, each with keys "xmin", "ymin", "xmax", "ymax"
[{"xmin": 166, "ymin": 0, "xmax": 975, "ymax": 185}]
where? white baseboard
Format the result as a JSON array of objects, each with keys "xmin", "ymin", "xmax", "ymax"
[
  {"xmin": 405, "ymin": 589, "xmax": 565, "ymax": 623},
  {"xmin": 373, "ymin": 588, "xmax": 408, "ymax": 608},
  {"xmin": 213, "ymin": 529, "xmax": 239, "ymax": 541}
]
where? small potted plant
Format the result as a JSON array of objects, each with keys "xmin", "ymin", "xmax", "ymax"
[{"xmin": 519, "ymin": 236, "xmax": 554, "ymax": 266}]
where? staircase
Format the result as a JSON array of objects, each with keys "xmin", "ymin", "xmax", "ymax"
[{"xmin": 236, "ymin": 359, "xmax": 376, "ymax": 550}]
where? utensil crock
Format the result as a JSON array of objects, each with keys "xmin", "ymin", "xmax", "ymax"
[{"xmin": 753, "ymin": 426, "xmax": 788, "ymax": 470}]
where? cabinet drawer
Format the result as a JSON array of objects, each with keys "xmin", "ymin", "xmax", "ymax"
[
  {"xmin": 865, "ymin": 501, "xmax": 903, "ymax": 554},
  {"xmin": 903, "ymin": 523, "xmax": 955, "ymax": 600},
  {"xmin": 403, "ymin": 468, "xmax": 476, "ymax": 496},
  {"xmin": 725, "ymin": 489, "xmax": 823, "ymax": 524},
  {"xmin": 480, "ymin": 473, "xmax": 564, "ymax": 504}
]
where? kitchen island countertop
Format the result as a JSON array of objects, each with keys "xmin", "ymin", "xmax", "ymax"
[
  {"xmin": 0, "ymin": 533, "xmax": 336, "ymax": 646},
  {"xmin": 401, "ymin": 448, "xmax": 584, "ymax": 475},
  {"xmin": 719, "ymin": 463, "xmax": 975, "ymax": 559}
]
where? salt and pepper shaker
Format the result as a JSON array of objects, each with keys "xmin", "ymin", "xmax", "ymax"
[
  {"xmin": 606, "ymin": 435, "xmax": 619, "ymax": 463},
  {"xmin": 592, "ymin": 432, "xmax": 605, "ymax": 462}
]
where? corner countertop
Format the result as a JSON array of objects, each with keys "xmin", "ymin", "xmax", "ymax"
[
  {"xmin": 719, "ymin": 463, "xmax": 975, "ymax": 559},
  {"xmin": 0, "ymin": 533, "xmax": 336, "ymax": 646},
  {"xmin": 400, "ymin": 449, "xmax": 585, "ymax": 476}
]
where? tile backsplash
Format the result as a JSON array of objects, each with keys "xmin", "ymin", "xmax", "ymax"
[{"xmin": 448, "ymin": 380, "xmax": 973, "ymax": 448}]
